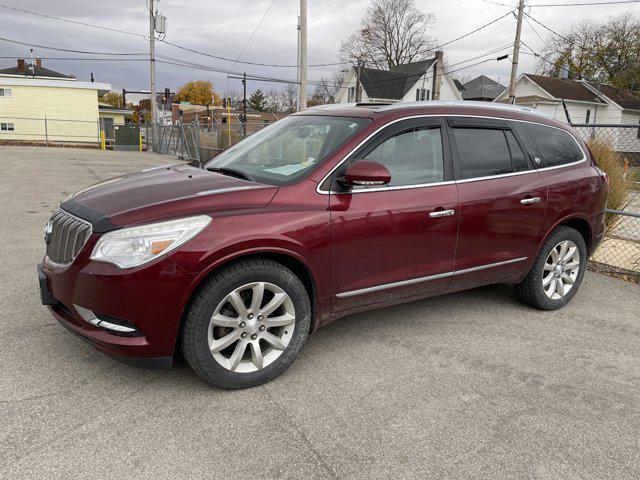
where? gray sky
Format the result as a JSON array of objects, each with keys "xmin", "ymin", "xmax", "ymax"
[{"xmin": 0, "ymin": 0, "xmax": 638, "ymax": 97}]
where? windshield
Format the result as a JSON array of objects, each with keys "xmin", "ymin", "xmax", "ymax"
[{"xmin": 206, "ymin": 115, "xmax": 370, "ymax": 185}]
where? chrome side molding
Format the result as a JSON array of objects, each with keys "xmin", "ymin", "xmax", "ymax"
[{"xmin": 336, "ymin": 257, "xmax": 528, "ymax": 298}]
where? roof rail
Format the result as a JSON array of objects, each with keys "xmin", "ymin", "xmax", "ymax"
[{"xmin": 377, "ymin": 100, "xmax": 548, "ymax": 117}]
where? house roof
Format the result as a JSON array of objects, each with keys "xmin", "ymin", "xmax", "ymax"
[
  {"xmin": 359, "ymin": 58, "xmax": 437, "ymax": 100},
  {"xmin": 462, "ymin": 75, "xmax": 505, "ymax": 100},
  {"xmin": 586, "ymin": 82, "xmax": 640, "ymax": 110},
  {"xmin": 525, "ymin": 74, "xmax": 604, "ymax": 103},
  {"xmin": 453, "ymin": 79, "xmax": 466, "ymax": 92},
  {"xmin": 497, "ymin": 95, "xmax": 556, "ymax": 105},
  {"xmin": 0, "ymin": 64, "xmax": 73, "ymax": 79}
]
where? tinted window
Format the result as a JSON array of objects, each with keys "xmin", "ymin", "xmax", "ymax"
[
  {"xmin": 364, "ymin": 127, "xmax": 443, "ymax": 187},
  {"xmin": 453, "ymin": 128, "xmax": 512, "ymax": 179},
  {"xmin": 505, "ymin": 131, "xmax": 529, "ymax": 172},
  {"xmin": 522, "ymin": 124, "xmax": 584, "ymax": 167}
]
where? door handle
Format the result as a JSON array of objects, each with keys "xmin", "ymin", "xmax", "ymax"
[
  {"xmin": 429, "ymin": 209, "xmax": 455, "ymax": 218},
  {"xmin": 520, "ymin": 197, "xmax": 541, "ymax": 205}
]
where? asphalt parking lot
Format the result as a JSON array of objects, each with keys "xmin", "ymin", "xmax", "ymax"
[{"xmin": 1, "ymin": 146, "xmax": 639, "ymax": 479}]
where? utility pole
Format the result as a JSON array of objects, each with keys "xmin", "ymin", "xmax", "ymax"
[
  {"xmin": 355, "ymin": 57, "xmax": 363, "ymax": 103},
  {"xmin": 242, "ymin": 72, "xmax": 247, "ymax": 138},
  {"xmin": 298, "ymin": 0, "xmax": 308, "ymax": 110},
  {"xmin": 508, "ymin": 0, "xmax": 525, "ymax": 105},
  {"xmin": 149, "ymin": 0, "xmax": 158, "ymax": 151},
  {"xmin": 296, "ymin": 14, "xmax": 301, "ymax": 85}
]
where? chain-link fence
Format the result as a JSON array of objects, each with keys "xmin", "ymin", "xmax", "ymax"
[
  {"xmin": 142, "ymin": 120, "xmax": 269, "ymax": 167},
  {"xmin": 0, "ymin": 115, "xmax": 103, "ymax": 145},
  {"xmin": 572, "ymin": 124, "xmax": 640, "ymax": 281}
]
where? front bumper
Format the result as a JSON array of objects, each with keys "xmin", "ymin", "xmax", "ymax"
[{"xmin": 38, "ymin": 239, "xmax": 198, "ymax": 368}]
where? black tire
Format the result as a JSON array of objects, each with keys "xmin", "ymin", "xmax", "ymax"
[
  {"xmin": 515, "ymin": 226, "xmax": 587, "ymax": 311},
  {"xmin": 182, "ymin": 259, "xmax": 311, "ymax": 389}
]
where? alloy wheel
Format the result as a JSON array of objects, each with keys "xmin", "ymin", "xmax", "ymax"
[
  {"xmin": 542, "ymin": 240, "xmax": 581, "ymax": 300},
  {"xmin": 207, "ymin": 282, "xmax": 296, "ymax": 373}
]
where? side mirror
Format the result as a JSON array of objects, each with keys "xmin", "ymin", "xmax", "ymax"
[{"xmin": 337, "ymin": 160, "xmax": 391, "ymax": 188}]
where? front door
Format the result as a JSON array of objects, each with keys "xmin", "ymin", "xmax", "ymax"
[
  {"xmin": 327, "ymin": 117, "xmax": 459, "ymax": 312},
  {"xmin": 447, "ymin": 117, "xmax": 547, "ymax": 291}
]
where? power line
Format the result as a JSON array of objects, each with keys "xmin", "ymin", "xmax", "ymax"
[
  {"xmin": 230, "ymin": 0, "xmax": 278, "ymax": 71},
  {"xmin": 520, "ymin": 42, "xmax": 640, "ymax": 96},
  {"xmin": 429, "ymin": 10, "xmax": 515, "ymax": 51},
  {"xmin": 0, "ymin": 1, "xmax": 345, "ymax": 69},
  {"xmin": 528, "ymin": 0, "xmax": 640, "ymax": 6},
  {"xmin": 0, "ymin": 3, "xmax": 146, "ymax": 37},
  {"xmin": 0, "ymin": 35, "xmax": 147, "ymax": 55},
  {"xmin": 0, "ymin": 56, "xmax": 149, "ymax": 61},
  {"xmin": 523, "ymin": 15, "xmax": 552, "ymax": 48},
  {"xmin": 338, "ymin": 46, "xmax": 514, "ymax": 91},
  {"xmin": 158, "ymin": 39, "xmax": 345, "ymax": 68}
]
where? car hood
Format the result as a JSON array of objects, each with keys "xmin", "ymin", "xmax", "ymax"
[{"xmin": 60, "ymin": 163, "xmax": 278, "ymax": 232}]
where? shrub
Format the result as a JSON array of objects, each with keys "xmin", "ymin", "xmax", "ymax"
[{"xmin": 587, "ymin": 139, "xmax": 638, "ymax": 231}]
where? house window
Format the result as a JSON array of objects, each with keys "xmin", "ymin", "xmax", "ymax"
[
  {"xmin": 1, "ymin": 122, "xmax": 15, "ymax": 131},
  {"xmin": 0, "ymin": 88, "xmax": 12, "ymax": 97},
  {"xmin": 348, "ymin": 87, "xmax": 356, "ymax": 102},
  {"xmin": 415, "ymin": 88, "xmax": 430, "ymax": 101},
  {"xmin": 585, "ymin": 110, "xmax": 591, "ymax": 124}
]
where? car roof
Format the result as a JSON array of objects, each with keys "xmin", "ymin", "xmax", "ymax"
[{"xmin": 297, "ymin": 100, "xmax": 550, "ymax": 122}]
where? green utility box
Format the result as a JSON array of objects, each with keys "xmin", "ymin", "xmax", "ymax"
[{"xmin": 114, "ymin": 124, "xmax": 141, "ymax": 151}]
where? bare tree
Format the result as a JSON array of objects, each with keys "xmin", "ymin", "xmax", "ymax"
[
  {"xmin": 279, "ymin": 84, "xmax": 299, "ymax": 113},
  {"xmin": 264, "ymin": 85, "xmax": 298, "ymax": 113},
  {"xmin": 339, "ymin": 0, "xmax": 436, "ymax": 70},
  {"xmin": 309, "ymin": 70, "xmax": 346, "ymax": 105},
  {"xmin": 537, "ymin": 12, "xmax": 640, "ymax": 91}
]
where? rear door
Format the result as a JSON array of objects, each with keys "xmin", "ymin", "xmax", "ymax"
[
  {"xmin": 327, "ymin": 117, "xmax": 459, "ymax": 312},
  {"xmin": 447, "ymin": 117, "xmax": 547, "ymax": 290}
]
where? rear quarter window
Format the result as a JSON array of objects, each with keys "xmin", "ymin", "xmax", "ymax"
[{"xmin": 522, "ymin": 123, "xmax": 584, "ymax": 167}]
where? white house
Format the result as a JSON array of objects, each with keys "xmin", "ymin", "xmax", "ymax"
[
  {"xmin": 335, "ymin": 51, "xmax": 462, "ymax": 104},
  {"xmin": 493, "ymin": 73, "xmax": 640, "ymax": 125},
  {"xmin": 493, "ymin": 73, "xmax": 640, "ymax": 154}
]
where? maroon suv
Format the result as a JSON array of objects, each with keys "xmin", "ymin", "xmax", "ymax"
[{"xmin": 38, "ymin": 102, "xmax": 608, "ymax": 389}]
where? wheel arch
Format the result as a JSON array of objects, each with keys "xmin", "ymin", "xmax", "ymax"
[
  {"xmin": 539, "ymin": 214, "xmax": 593, "ymax": 257},
  {"xmin": 175, "ymin": 248, "xmax": 321, "ymax": 355}
]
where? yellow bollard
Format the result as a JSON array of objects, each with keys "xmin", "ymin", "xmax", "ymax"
[
  {"xmin": 100, "ymin": 130, "xmax": 106, "ymax": 150},
  {"xmin": 139, "ymin": 131, "xmax": 143, "ymax": 152}
]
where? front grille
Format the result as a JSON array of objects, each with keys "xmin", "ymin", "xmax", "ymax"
[{"xmin": 45, "ymin": 209, "xmax": 92, "ymax": 265}]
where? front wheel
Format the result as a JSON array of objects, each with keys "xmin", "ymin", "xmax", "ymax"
[
  {"xmin": 515, "ymin": 226, "xmax": 587, "ymax": 310},
  {"xmin": 182, "ymin": 259, "xmax": 311, "ymax": 389}
]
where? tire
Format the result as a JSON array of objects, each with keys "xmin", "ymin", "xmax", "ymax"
[
  {"xmin": 182, "ymin": 259, "xmax": 311, "ymax": 389},
  {"xmin": 515, "ymin": 226, "xmax": 587, "ymax": 311}
]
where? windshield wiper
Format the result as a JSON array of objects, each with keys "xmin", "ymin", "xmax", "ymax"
[{"xmin": 206, "ymin": 166, "xmax": 254, "ymax": 182}]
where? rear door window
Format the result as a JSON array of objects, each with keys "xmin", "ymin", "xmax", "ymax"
[
  {"xmin": 521, "ymin": 124, "xmax": 584, "ymax": 167},
  {"xmin": 505, "ymin": 130, "xmax": 529, "ymax": 172},
  {"xmin": 452, "ymin": 128, "xmax": 513, "ymax": 179}
]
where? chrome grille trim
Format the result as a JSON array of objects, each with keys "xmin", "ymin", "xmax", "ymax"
[{"xmin": 45, "ymin": 209, "xmax": 93, "ymax": 266}]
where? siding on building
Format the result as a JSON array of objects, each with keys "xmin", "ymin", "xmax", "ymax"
[{"xmin": 0, "ymin": 78, "xmax": 109, "ymax": 143}]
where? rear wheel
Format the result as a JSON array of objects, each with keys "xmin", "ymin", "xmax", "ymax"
[
  {"xmin": 182, "ymin": 259, "xmax": 311, "ymax": 389},
  {"xmin": 515, "ymin": 226, "xmax": 587, "ymax": 310}
]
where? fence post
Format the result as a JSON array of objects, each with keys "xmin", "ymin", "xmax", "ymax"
[
  {"xmin": 195, "ymin": 116, "xmax": 201, "ymax": 166},
  {"xmin": 44, "ymin": 115, "xmax": 48, "ymax": 146}
]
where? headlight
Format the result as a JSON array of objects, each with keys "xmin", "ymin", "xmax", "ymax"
[{"xmin": 90, "ymin": 215, "xmax": 211, "ymax": 268}]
